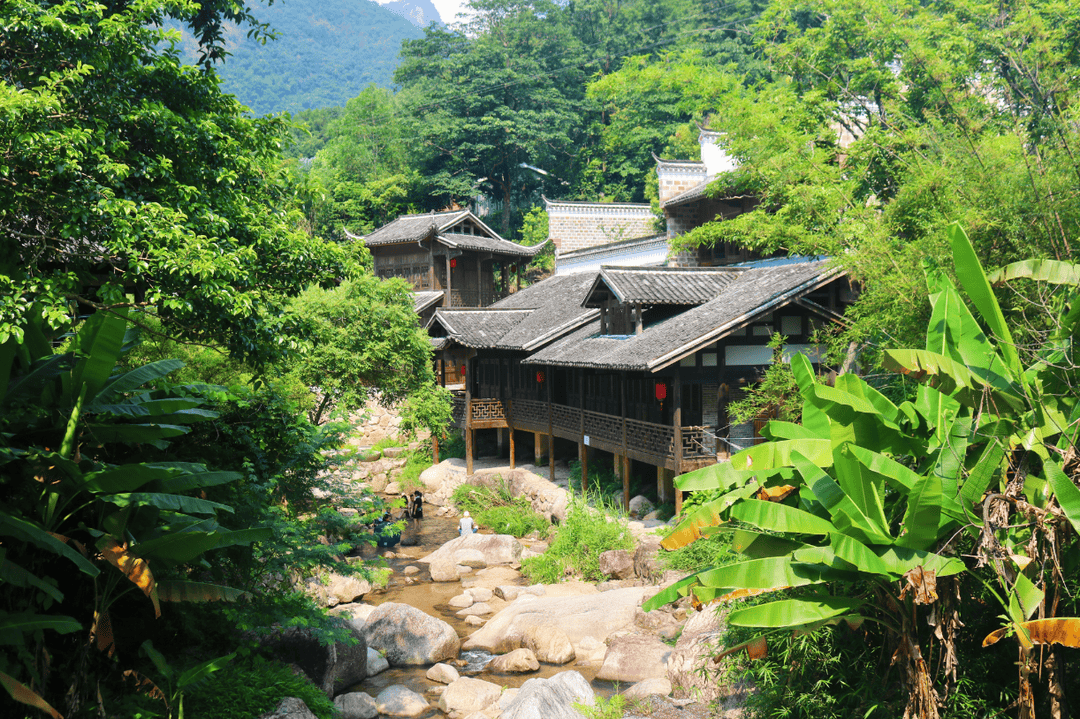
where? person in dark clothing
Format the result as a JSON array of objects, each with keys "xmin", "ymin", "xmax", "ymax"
[{"xmin": 410, "ymin": 490, "xmax": 424, "ymax": 519}]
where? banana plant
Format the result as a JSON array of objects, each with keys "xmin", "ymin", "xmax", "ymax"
[
  {"xmin": 650, "ymin": 225, "xmax": 1080, "ymax": 718},
  {"xmin": 1, "ymin": 310, "xmax": 268, "ymax": 716}
]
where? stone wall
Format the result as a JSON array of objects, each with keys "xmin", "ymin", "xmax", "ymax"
[
  {"xmin": 545, "ymin": 200, "xmax": 655, "ymax": 254},
  {"xmin": 655, "ymin": 160, "xmax": 707, "ymax": 205}
]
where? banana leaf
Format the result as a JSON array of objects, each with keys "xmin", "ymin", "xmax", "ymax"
[
  {"xmin": 730, "ymin": 499, "xmax": 836, "ymax": 536},
  {"xmin": 69, "ymin": 309, "xmax": 128, "ymax": 402},
  {"xmin": 0, "ymin": 612, "xmax": 82, "ymax": 643},
  {"xmin": 1045, "ymin": 460, "xmax": 1080, "ymax": 537},
  {"xmin": 695, "ymin": 556, "xmax": 827, "ymax": 591},
  {"xmin": 0, "ymin": 514, "xmax": 99, "ymax": 577},
  {"xmin": 157, "ymin": 581, "xmax": 252, "ymax": 603},
  {"xmin": 95, "ymin": 359, "xmax": 185, "ymax": 401},
  {"xmin": 0, "ymin": 556, "xmax": 64, "ymax": 603},
  {"xmin": 0, "ymin": 670, "xmax": 62, "ymax": 719},
  {"xmin": 100, "ymin": 493, "xmax": 234, "ymax": 515},
  {"xmin": 987, "ymin": 259, "xmax": 1080, "ymax": 287},
  {"xmin": 728, "ymin": 596, "xmax": 865, "ymax": 628},
  {"xmin": 792, "ymin": 453, "xmax": 892, "ymax": 544}
]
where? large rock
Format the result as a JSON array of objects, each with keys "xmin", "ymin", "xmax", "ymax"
[
  {"xmin": 522, "ymin": 624, "xmax": 575, "ymax": 665},
  {"xmin": 501, "ymin": 670, "xmax": 595, "ymax": 719},
  {"xmin": 333, "ymin": 692, "xmax": 379, "ymax": 719},
  {"xmin": 256, "ymin": 618, "xmax": 366, "ymax": 697},
  {"xmin": 420, "ymin": 533, "xmax": 522, "ymax": 568},
  {"xmin": 454, "ymin": 548, "xmax": 488, "ymax": 568},
  {"xmin": 426, "ymin": 662, "xmax": 460, "ymax": 684},
  {"xmin": 362, "ymin": 602, "xmax": 460, "ymax": 665},
  {"xmin": 633, "ymin": 534, "xmax": 664, "ymax": 581},
  {"xmin": 471, "ymin": 469, "xmax": 571, "ymax": 523},
  {"xmin": 462, "ymin": 587, "xmax": 646, "ymax": 653},
  {"xmin": 374, "ymin": 686, "xmax": 429, "ymax": 717},
  {"xmin": 259, "ymin": 697, "xmax": 318, "ymax": 719},
  {"xmin": 419, "ymin": 458, "xmax": 467, "ymax": 493},
  {"xmin": 487, "ymin": 647, "xmax": 540, "ymax": 674},
  {"xmin": 598, "ymin": 549, "xmax": 634, "ymax": 580},
  {"xmin": 621, "ymin": 677, "xmax": 673, "ymax": 701},
  {"xmin": 627, "ymin": 495, "xmax": 655, "ymax": 518},
  {"xmin": 596, "ymin": 634, "xmax": 672, "ymax": 683},
  {"xmin": 366, "ymin": 647, "xmax": 389, "ymax": 676},
  {"xmin": 320, "ymin": 573, "xmax": 373, "ymax": 607},
  {"xmin": 428, "ymin": 554, "xmax": 462, "ymax": 582},
  {"xmin": 437, "ymin": 676, "xmax": 503, "ymax": 715},
  {"xmin": 667, "ymin": 607, "xmax": 725, "ymax": 702}
]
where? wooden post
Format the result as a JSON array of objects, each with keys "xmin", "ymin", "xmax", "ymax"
[
  {"xmin": 501, "ymin": 263, "xmax": 509, "ymax": 300},
  {"xmin": 579, "ymin": 370, "xmax": 588, "ymax": 494},
  {"xmin": 445, "ymin": 254, "xmax": 453, "ymax": 308},
  {"xmin": 621, "ymin": 372, "xmax": 629, "ymax": 511},
  {"xmin": 547, "ymin": 365, "xmax": 555, "ymax": 483},
  {"xmin": 508, "ymin": 400, "xmax": 516, "ymax": 469},
  {"xmin": 432, "ymin": 434, "xmax": 440, "ymax": 464},
  {"xmin": 465, "ymin": 356, "xmax": 473, "ymax": 475},
  {"xmin": 497, "ymin": 427, "xmax": 505, "ymax": 456},
  {"xmin": 534, "ymin": 431, "xmax": 544, "ymax": 465},
  {"xmin": 673, "ymin": 373, "xmax": 683, "ymax": 512},
  {"xmin": 517, "ymin": 263, "xmax": 522, "ymax": 292},
  {"xmin": 477, "ymin": 256, "xmax": 484, "ymax": 306},
  {"xmin": 657, "ymin": 466, "xmax": 666, "ymax": 503}
]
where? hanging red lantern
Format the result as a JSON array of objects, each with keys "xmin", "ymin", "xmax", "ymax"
[
  {"xmin": 450, "ymin": 258, "xmax": 458, "ymax": 268},
  {"xmin": 460, "ymin": 364, "xmax": 466, "ymax": 377},
  {"xmin": 536, "ymin": 370, "xmax": 545, "ymax": 383},
  {"xmin": 655, "ymin": 381, "xmax": 668, "ymax": 401}
]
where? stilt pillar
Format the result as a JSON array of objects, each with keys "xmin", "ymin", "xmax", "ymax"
[
  {"xmin": 534, "ymin": 431, "xmax": 545, "ymax": 465},
  {"xmin": 497, "ymin": 428, "xmax": 505, "ymax": 456},
  {"xmin": 509, "ymin": 429, "xmax": 516, "ymax": 469},
  {"xmin": 579, "ymin": 442, "xmax": 589, "ymax": 494},
  {"xmin": 620, "ymin": 454, "xmax": 631, "ymax": 511}
]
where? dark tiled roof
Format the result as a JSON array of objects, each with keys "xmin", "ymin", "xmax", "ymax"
[
  {"xmin": 430, "ymin": 309, "xmax": 533, "ymax": 348},
  {"xmin": 413, "ymin": 291, "xmax": 445, "ymax": 313},
  {"xmin": 525, "ymin": 260, "xmax": 840, "ymax": 371},
  {"xmin": 437, "ymin": 233, "xmax": 548, "ymax": 258},
  {"xmin": 586, "ymin": 266, "xmax": 742, "ymax": 307},
  {"xmin": 430, "ymin": 274, "xmax": 598, "ymax": 352},
  {"xmin": 361, "ymin": 211, "xmax": 468, "ymax": 246},
  {"xmin": 557, "ymin": 234, "xmax": 667, "ymax": 261}
]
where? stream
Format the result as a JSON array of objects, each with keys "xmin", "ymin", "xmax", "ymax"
[{"xmin": 345, "ymin": 508, "xmax": 618, "ymax": 717}]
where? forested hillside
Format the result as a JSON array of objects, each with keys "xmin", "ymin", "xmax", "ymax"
[{"xmin": 171, "ymin": 0, "xmax": 425, "ymax": 115}]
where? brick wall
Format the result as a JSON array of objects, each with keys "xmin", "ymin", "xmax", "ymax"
[
  {"xmin": 656, "ymin": 161, "xmax": 707, "ymax": 205},
  {"xmin": 545, "ymin": 201, "xmax": 656, "ymax": 253}
]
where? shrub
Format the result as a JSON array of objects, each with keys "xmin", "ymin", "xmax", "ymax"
[
  {"xmin": 521, "ymin": 492, "xmax": 633, "ymax": 583},
  {"xmin": 451, "ymin": 481, "xmax": 549, "ymax": 538},
  {"xmin": 182, "ymin": 655, "xmax": 337, "ymax": 719},
  {"xmin": 659, "ymin": 531, "xmax": 732, "ymax": 572}
]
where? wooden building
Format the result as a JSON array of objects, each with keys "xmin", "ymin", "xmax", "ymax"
[
  {"xmin": 429, "ymin": 260, "xmax": 852, "ymax": 513},
  {"xmin": 352, "ymin": 209, "xmax": 547, "ymax": 325}
]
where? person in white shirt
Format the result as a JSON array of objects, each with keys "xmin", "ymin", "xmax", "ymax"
[{"xmin": 458, "ymin": 510, "xmax": 477, "ymax": 536}]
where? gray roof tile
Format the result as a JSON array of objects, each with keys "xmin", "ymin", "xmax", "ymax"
[
  {"xmin": 413, "ymin": 290, "xmax": 445, "ymax": 313},
  {"xmin": 525, "ymin": 260, "xmax": 841, "ymax": 371},
  {"xmin": 586, "ymin": 266, "xmax": 743, "ymax": 306},
  {"xmin": 437, "ymin": 233, "xmax": 548, "ymax": 258},
  {"xmin": 361, "ymin": 211, "xmax": 467, "ymax": 246},
  {"xmin": 430, "ymin": 309, "xmax": 533, "ymax": 348}
]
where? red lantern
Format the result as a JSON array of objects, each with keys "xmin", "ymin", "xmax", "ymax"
[
  {"xmin": 655, "ymin": 382, "xmax": 667, "ymax": 401},
  {"xmin": 460, "ymin": 365, "xmax": 466, "ymax": 377},
  {"xmin": 536, "ymin": 371, "xmax": 545, "ymax": 383},
  {"xmin": 450, "ymin": 258, "xmax": 458, "ymax": 268}
]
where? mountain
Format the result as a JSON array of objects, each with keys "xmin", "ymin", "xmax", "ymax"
[
  {"xmin": 172, "ymin": 0, "xmax": 425, "ymax": 115},
  {"xmin": 375, "ymin": 0, "xmax": 444, "ymax": 27}
]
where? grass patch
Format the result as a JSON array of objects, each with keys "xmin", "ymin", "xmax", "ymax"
[
  {"xmin": 658, "ymin": 530, "xmax": 734, "ymax": 572},
  {"xmin": 371, "ymin": 436, "xmax": 402, "ymax": 452},
  {"xmin": 182, "ymin": 655, "xmax": 336, "ymax": 719},
  {"xmin": 521, "ymin": 492, "xmax": 633, "ymax": 583},
  {"xmin": 567, "ymin": 458, "xmax": 647, "ymax": 507},
  {"xmin": 451, "ymin": 480, "xmax": 550, "ymax": 538}
]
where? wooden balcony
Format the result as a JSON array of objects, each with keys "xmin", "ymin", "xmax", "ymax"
[{"xmin": 452, "ymin": 395, "xmax": 717, "ymax": 472}]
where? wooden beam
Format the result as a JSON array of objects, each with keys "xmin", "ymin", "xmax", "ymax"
[
  {"xmin": 445, "ymin": 253, "xmax": 453, "ymax": 308},
  {"xmin": 623, "ymin": 454, "xmax": 631, "ymax": 511},
  {"xmin": 673, "ymin": 373, "xmax": 682, "ymax": 514},
  {"xmin": 465, "ymin": 355, "xmax": 473, "ymax": 475},
  {"xmin": 547, "ymin": 365, "xmax": 555, "ymax": 483}
]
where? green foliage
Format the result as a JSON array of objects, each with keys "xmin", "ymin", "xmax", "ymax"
[
  {"xmin": 181, "ymin": 654, "xmax": 336, "ymax": 719},
  {"xmin": 656, "ymin": 227, "xmax": 1080, "ymax": 716},
  {"xmin": 659, "ymin": 531, "xmax": 732, "ymax": 573},
  {"xmin": 567, "ymin": 458, "xmax": 644, "ymax": 506},
  {"xmin": 575, "ymin": 694, "xmax": 627, "ymax": 719},
  {"xmin": 726, "ymin": 334, "xmax": 804, "ymax": 425},
  {"xmin": 521, "ymin": 493, "xmax": 633, "ymax": 584},
  {"xmin": 0, "ymin": 311, "xmax": 268, "ymax": 714},
  {"xmin": 0, "ymin": 0, "xmax": 355, "ymax": 366},
  {"xmin": 518, "ymin": 207, "xmax": 555, "ymax": 277},
  {"xmin": 171, "ymin": 1, "xmax": 424, "ymax": 115},
  {"xmin": 281, "ymin": 276, "xmax": 450, "ymax": 428},
  {"xmin": 451, "ymin": 481, "xmax": 550, "ymax": 538}
]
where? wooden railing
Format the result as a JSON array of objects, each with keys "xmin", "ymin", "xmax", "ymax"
[
  {"xmin": 512, "ymin": 398, "xmax": 548, "ymax": 429},
  {"xmin": 551, "ymin": 404, "xmax": 581, "ymax": 434},
  {"xmin": 681, "ymin": 427, "xmax": 714, "ymax": 458},
  {"xmin": 470, "ymin": 398, "xmax": 508, "ymax": 428},
  {"xmin": 584, "ymin": 410, "xmax": 622, "ymax": 445},
  {"xmin": 625, "ymin": 417, "xmax": 676, "ymax": 459}
]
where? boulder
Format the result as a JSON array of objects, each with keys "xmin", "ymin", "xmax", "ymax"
[
  {"xmin": 429, "ymin": 554, "xmax": 461, "ymax": 582},
  {"xmin": 362, "ymin": 602, "xmax": 460, "ymax": 666},
  {"xmin": 621, "ymin": 677, "xmax": 673, "ymax": 701},
  {"xmin": 420, "ymin": 533, "xmax": 522, "ymax": 568},
  {"xmin": 456, "ymin": 602, "xmax": 494, "ymax": 617},
  {"xmin": 321, "ymin": 573, "xmax": 373, "ymax": 607},
  {"xmin": 487, "ymin": 648, "xmax": 540, "ymax": 674},
  {"xmin": 454, "ymin": 548, "xmax": 488, "ymax": 568},
  {"xmin": 596, "ymin": 634, "xmax": 672, "ymax": 683},
  {"xmin": 330, "ymin": 603, "xmax": 376, "ymax": 634},
  {"xmin": 462, "ymin": 587, "xmax": 646, "ymax": 654},
  {"xmin": 385, "ymin": 481, "xmax": 401, "ymax": 496},
  {"xmin": 333, "ymin": 692, "xmax": 379, "ymax": 719},
  {"xmin": 667, "ymin": 607, "xmax": 725, "ymax": 702},
  {"xmin": 627, "ymin": 495, "xmax": 654, "ymax": 518},
  {"xmin": 574, "ymin": 635, "xmax": 608, "ymax": 664},
  {"xmin": 522, "ymin": 624, "xmax": 575, "ymax": 665},
  {"xmin": 597, "ymin": 550, "xmax": 634, "ymax": 580},
  {"xmin": 403, "ymin": 565, "xmax": 420, "ymax": 576},
  {"xmin": 437, "ymin": 676, "xmax": 503, "ymax": 715},
  {"xmin": 369, "ymin": 473, "xmax": 389, "ymax": 493},
  {"xmin": 426, "ymin": 662, "xmax": 460, "ymax": 684},
  {"xmin": 633, "ymin": 534, "xmax": 664, "ymax": 581},
  {"xmin": 449, "ymin": 593, "xmax": 475, "ymax": 608},
  {"xmin": 501, "ymin": 670, "xmax": 595, "ymax": 719},
  {"xmin": 465, "ymin": 615, "xmax": 485, "ymax": 626},
  {"xmin": 256, "ymin": 618, "xmax": 366, "ymax": 697},
  {"xmin": 374, "ymin": 686, "xmax": 429, "ymax": 717},
  {"xmin": 494, "ymin": 585, "xmax": 520, "ymax": 601},
  {"xmin": 259, "ymin": 697, "xmax": 318, "ymax": 719},
  {"xmin": 365, "ymin": 647, "xmax": 389, "ymax": 676},
  {"xmin": 467, "ymin": 587, "xmax": 494, "ymax": 602}
]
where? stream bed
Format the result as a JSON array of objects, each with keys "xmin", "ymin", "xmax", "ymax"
[{"xmin": 344, "ymin": 509, "xmax": 618, "ymax": 717}]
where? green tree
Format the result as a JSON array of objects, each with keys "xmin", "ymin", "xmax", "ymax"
[{"xmin": 1, "ymin": 0, "xmax": 352, "ymax": 366}]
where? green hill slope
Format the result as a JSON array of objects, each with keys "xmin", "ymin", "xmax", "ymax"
[{"xmin": 172, "ymin": 0, "xmax": 425, "ymax": 115}]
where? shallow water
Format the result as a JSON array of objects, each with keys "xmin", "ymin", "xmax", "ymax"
[{"xmin": 345, "ymin": 510, "xmax": 619, "ymax": 715}]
